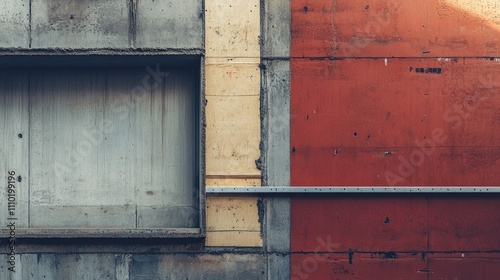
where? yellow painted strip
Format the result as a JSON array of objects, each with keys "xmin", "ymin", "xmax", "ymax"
[
  {"xmin": 205, "ymin": 0, "xmax": 262, "ymax": 247},
  {"xmin": 205, "ymin": 0, "xmax": 260, "ymax": 58},
  {"xmin": 206, "ymin": 95, "xmax": 260, "ymax": 176},
  {"xmin": 206, "ymin": 177, "xmax": 261, "ymax": 185},
  {"xmin": 206, "ymin": 196, "xmax": 261, "ymax": 231},
  {"xmin": 205, "ymin": 231, "xmax": 263, "ymax": 247},
  {"xmin": 206, "ymin": 63, "xmax": 260, "ymax": 96}
]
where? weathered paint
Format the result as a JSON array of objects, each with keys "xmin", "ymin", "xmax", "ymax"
[
  {"xmin": 291, "ymin": 0, "xmax": 500, "ymax": 57},
  {"xmin": 291, "ymin": 0, "xmax": 500, "ymax": 279},
  {"xmin": 292, "ymin": 146, "xmax": 500, "ymax": 186},
  {"xmin": 291, "ymin": 253, "xmax": 426, "ymax": 280},
  {"xmin": 291, "ymin": 59, "xmax": 500, "ymax": 148},
  {"xmin": 428, "ymin": 253, "xmax": 500, "ymax": 280},
  {"xmin": 428, "ymin": 197, "xmax": 500, "ymax": 251},
  {"xmin": 291, "ymin": 58, "xmax": 500, "ymax": 186},
  {"xmin": 291, "ymin": 197, "xmax": 428, "ymax": 252}
]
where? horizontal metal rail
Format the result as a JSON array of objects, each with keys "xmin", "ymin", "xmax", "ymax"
[{"xmin": 206, "ymin": 187, "xmax": 500, "ymax": 194}]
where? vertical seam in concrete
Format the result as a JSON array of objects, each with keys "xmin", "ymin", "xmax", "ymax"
[
  {"xmin": 259, "ymin": 0, "xmax": 268, "ymax": 242},
  {"xmin": 261, "ymin": 0, "xmax": 291, "ymax": 278},
  {"xmin": 27, "ymin": 69, "xmax": 31, "ymax": 227},
  {"xmin": 197, "ymin": 1, "xmax": 207, "ymax": 237},
  {"xmin": 426, "ymin": 195, "xmax": 430, "ymax": 280},
  {"xmin": 200, "ymin": 56, "xmax": 207, "ymax": 235},
  {"xmin": 128, "ymin": 0, "xmax": 137, "ymax": 48},
  {"xmin": 259, "ymin": 0, "xmax": 268, "ymax": 250},
  {"xmin": 259, "ymin": 0, "xmax": 268, "ymax": 186},
  {"xmin": 29, "ymin": 0, "xmax": 32, "ymax": 48},
  {"xmin": 201, "ymin": 0, "xmax": 205, "ymax": 50}
]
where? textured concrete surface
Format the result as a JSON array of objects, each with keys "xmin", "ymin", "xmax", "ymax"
[
  {"xmin": 6, "ymin": 0, "xmax": 204, "ymax": 49},
  {"xmin": 262, "ymin": 0, "xmax": 291, "ymax": 279},
  {"xmin": 135, "ymin": 0, "xmax": 203, "ymax": 48},
  {"xmin": 0, "ymin": 253, "xmax": 267, "ymax": 280},
  {"xmin": 31, "ymin": 0, "xmax": 130, "ymax": 48},
  {"xmin": 264, "ymin": 61, "xmax": 291, "ymax": 187},
  {"xmin": 262, "ymin": 0, "xmax": 290, "ymax": 58},
  {"xmin": 0, "ymin": 0, "xmax": 30, "ymax": 48},
  {"xmin": 0, "ymin": 0, "xmax": 294, "ymax": 278}
]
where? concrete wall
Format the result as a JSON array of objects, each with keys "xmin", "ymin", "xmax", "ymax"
[
  {"xmin": 0, "ymin": 0, "xmax": 290, "ymax": 279},
  {"xmin": 5, "ymin": 0, "xmax": 497, "ymax": 279},
  {"xmin": 0, "ymin": 0, "xmax": 203, "ymax": 49}
]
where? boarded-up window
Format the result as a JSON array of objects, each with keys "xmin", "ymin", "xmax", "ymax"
[{"xmin": 1, "ymin": 67, "xmax": 200, "ymax": 233}]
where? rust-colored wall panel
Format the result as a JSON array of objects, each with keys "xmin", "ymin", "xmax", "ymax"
[
  {"xmin": 292, "ymin": 0, "xmax": 500, "ymax": 57},
  {"xmin": 291, "ymin": 59, "xmax": 500, "ymax": 149},
  {"xmin": 428, "ymin": 198, "xmax": 500, "ymax": 251},
  {"xmin": 292, "ymin": 254, "xmax": 427, "ymax": 280},
  {"xmin": 428, "ymin": 256, "xmax": 500, "ymax": 280},
  {"xmin": 291, "ymin": 197, "xmax": 427, "ymax": 252},
  {"xmin": 290, "ymin": 0, "xmax": 500, "ymax": 278},
  {"xmin": 291, "ymin": 57, "xmax": 500, "ymax": 186},
  {"xmin": 292, "ymin": 147, "xmax": 500, "ymax": 186}
]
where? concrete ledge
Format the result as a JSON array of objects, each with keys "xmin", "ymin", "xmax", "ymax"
[
  {"xmin": 0, "ymin": 228, "xmax": 203, "ymax": 239},
  {"xmin": 0, "ymin": 50, "xmax": 203, "ymax": 67}
]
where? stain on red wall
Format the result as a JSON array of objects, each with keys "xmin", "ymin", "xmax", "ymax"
[{"xmin": 291, "ymin": 0, "xmax": 500, "ymax": 279}]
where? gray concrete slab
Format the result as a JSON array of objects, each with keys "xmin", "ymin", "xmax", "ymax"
[
  {"xmin": 135, "ymin": 0, "xmax": 203, "ymax": 49},
  {"xmin": 265, "ymin": 60, "xmax": 290, "ymax": 188},
  {"xmin": 262, "ymin": 0, "xmax": 290, "ymax": 58},
  {"xmin": 261, "ymin": 2, "xmax": 291, "ymax": 278},
  {"xmin": 5, "ymin": 253, "xmax": 267, "ymax": 279},
  {"xmin": 265, "ymin": 197, "xmax": 291, "ymax": 251},
  {"xmin": 0, "ymin": 0, "xmax": 30, "ymax": 48},
  {"xmin": 130, "ymin": 254, "xmax": 267, "ymax": 279},
  {"xmin": 12, "ymin": 254, "xmax": 118, "ymax": 280},
  {"xmin": 268, "ymin": 253, "xmax": 291, "ymax": 280},
  {"xmin": 262, "ymin": 35, "xmax": 291, "ymax": 280},
  {"xmin": 31, "ymin": 0, "xmax": 129, "ymax": 48}
]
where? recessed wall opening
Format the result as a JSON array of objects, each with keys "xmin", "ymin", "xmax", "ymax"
[{"xmin": 0, "ymin": 57, "xmax": 203, "ymax": 237}]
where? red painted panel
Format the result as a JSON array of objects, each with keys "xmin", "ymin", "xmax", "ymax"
[
  {"xmin": 291, "ymin": 253, "xmax": 427, "ymax": 280},
  {"xmin": 290, "ymin": 0, "xmax": 500, "ymax": 279},
  {"xmin": 428, "ymin": 198, "xmax": 500, "ymax": 251},
  {"xmin": 291, "ymin": 58, "xmax": 500, "ymax": 186},
  {"xmin": 291, "ymin": 197, "xmax": 427, "ymax": 252},
  {"xmin": 291, "ymin": 59, "xmax": 500, "ymax": 149},
  {"xmin": 292, "ymin": 147, "xmax": 500, "ymax": 186},
  {"xmin": 292, "ymin": 0, "xmax": 500, "ymax": 57},
  {"xmin": 428, "ymin": 256, "xmax": 500, "ymax": 280}
]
